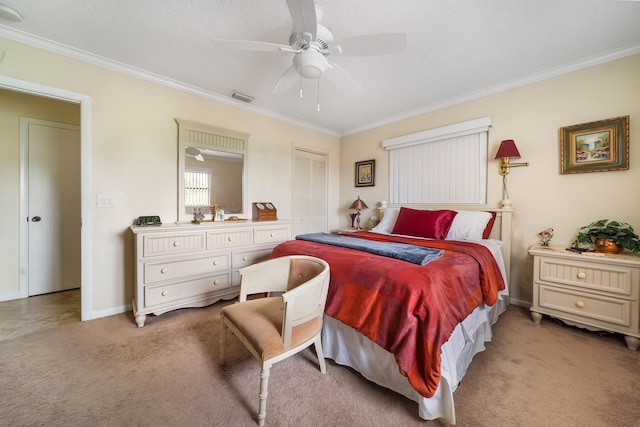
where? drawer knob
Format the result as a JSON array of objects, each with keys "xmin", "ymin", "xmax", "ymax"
[
  {"xmin": 213, "ymin": 260, "xmax": 218, "ymax": 266},
  {"xmin": 172, "ymin": 241, "xmax": 180, "ymax": 247},
  {"xmin": 270, "ymin": 233, "xmax": 274, "ymax": 237},
  {"xmin": 162, "ymin": 291, "xmax": 168, "ymax": 296},
  {"xmin": 575, "ymin": 301, "xmax": 585, "ymax": 308},
  {"xmin": 577, "ymin": 272, "xmax": 586, "ymax": 279},
  {"xmin": 160, "ymin": 268, "xmax": 167, "ymax": 274},
  {"xmin": 214, "ymin": 280, "xmax": 219, "ymax": 285},
  {"xmin": 227, "ymin": 236, "xmax": 233, "ymax": 241},
  {"xmin": 242, "ymin": 256, "xmax": 248, "ymax": 261}
]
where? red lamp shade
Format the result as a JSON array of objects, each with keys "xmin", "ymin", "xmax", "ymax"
[{"xmin": 495, "ymin": 139, "xmax": 521, "ymax": 159}]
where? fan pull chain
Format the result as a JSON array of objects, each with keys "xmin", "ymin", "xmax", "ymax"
[
  {"xmin": 299, "ymin": 75, "xmax": 303, "ymax": 99},
  {"xmin": 316, "ymin": 78, "xmax": 320, "ymax": 112}
]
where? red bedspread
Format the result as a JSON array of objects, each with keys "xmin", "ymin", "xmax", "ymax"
[{"xmin": 270, "ymin": 232, "xmax": 505, "ymax": 398}]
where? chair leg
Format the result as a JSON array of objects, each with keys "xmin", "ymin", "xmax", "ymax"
[
  {"xmin": 219, "ymin": 317, "xmax": 227, "ymax": 365},
  {"xmin": 257, "ymin": 364, "xmax": 271, "ymax": 427},
  {"xmin": 314, "ymin": 335, "xmax": 327, "ymax": 374}
]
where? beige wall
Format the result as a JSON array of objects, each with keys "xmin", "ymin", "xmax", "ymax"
[
  {"xmin": 340, "ymin": 54, "xmax": 640, "ymax": 304},
  {"xmin": 0, "ymin": 38, "xmax": 340, "ymax": 317}
]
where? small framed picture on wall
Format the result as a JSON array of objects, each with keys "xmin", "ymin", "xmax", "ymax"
[{"xmin": 355, "ymin": 159, "xmax": 375, "ymax": 187}]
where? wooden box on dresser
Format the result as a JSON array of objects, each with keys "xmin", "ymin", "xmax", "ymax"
[
  {"xmin": 529, "ymin": 245, "xmax": 640, "ymax": 350},
  {"xmin": 130, "ymin": 220, "xmax": 291, "ymax": 327}
]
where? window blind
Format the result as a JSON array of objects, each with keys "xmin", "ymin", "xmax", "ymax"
[
  {"xmin": 383, "ymin": 117, "xmax": 491, "ymax": 205},
  {"xmin": 184, "ymin": 170, "xmax": 211, "ymax": 207}
]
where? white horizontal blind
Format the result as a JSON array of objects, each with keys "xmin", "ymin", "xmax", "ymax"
[
  {"xmin": 384, "ymin": 117, "xmax": 491, "ymax": 205},
  {"xmin": 184, "ymin": 171, "xmax": 210, "ymax": 207}
]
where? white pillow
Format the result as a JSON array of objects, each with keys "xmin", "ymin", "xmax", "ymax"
[
  {"xmin": 446, "ymin": 210, "xmax": 492, "ymax": 241},
  {"xmin": 370, "ymin": 207, "xmax": 400, "ymax": 234}
]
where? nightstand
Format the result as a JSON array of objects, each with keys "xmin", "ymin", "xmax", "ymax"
[{"xmin": 529, "ymin": 245, "xmax": 640, "ymax": 350}]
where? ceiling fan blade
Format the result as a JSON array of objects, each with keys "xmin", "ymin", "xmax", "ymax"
[
  {"xmin": 329, "ymin": 33, "xmax": 408, "ymax": 56},
  {"xmin": 325, "ymin": 62, "xmax": 364, "ymax": 98},
  {"xmin": 211, "ymin": 39, "xmax": 290, "ymax": 53},
  {"xmin": 286, "ymin": 0, "xmax": 317, "ymax": 41},
  {"xmin": 272, "ymin": 65, "xmax": 300, "ymax": 94}
]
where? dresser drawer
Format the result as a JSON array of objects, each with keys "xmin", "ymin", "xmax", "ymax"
[
  {"xmin": 232, "ymin": 248, "xmax": 273, "ymax": 269},
  {"xmin": 144, "ymin": 272, "xmax": 231, "ymax": 307},
  {"xmin": 143, "ymin": 233, "xmax": 206, "ymax": 257},
  {"xmin": 254, "ymin": 225, "xmax": 291, "ymax": 245},
  {"xmin": 144, "ymin": 254, "xmax": 230, "ymax": 284},
  {"xmin": 537, "ymin": 257, "xmax": 633, "ymax": 297},
  {"xmin": 538, "ymin": 284, "xmax": 632, "ymax": 330},
  {"xmin": 207, "ymin": 229, "xmax": 253, "ymax": 249}
]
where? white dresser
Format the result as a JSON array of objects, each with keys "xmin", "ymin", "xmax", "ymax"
[
  {"xmin": 529, "ymin": 245, "xmax": 640, "ymax": 350},
  {"xmin": 131, "ymin": 220, "xmax": 291, "ymax": 327}
]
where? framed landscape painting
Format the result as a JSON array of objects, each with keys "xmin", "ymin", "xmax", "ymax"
[{"xmin": 559, "ymin": 116, "xmax": 629, "ymax": 174}]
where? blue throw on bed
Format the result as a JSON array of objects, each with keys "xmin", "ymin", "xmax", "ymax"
[{"xmin": 295, "ymin": 232, "xmax": 443, "ymax": 266}]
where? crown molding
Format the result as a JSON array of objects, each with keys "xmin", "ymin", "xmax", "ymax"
[
  {"xmin": 342, "ymin": 44, "xmax": 640, "ymax": 137},
  {"xmin": 0, "ymin": 26, "xmax": 340, "ymax": 137}
]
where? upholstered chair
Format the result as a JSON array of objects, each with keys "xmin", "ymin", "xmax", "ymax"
[{"xmin": 219, "ymin": 255, "xmax": 331, "ymax": 427}]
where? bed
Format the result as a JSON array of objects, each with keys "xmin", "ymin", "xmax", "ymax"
[{"xmin": 270, "ymin": 205, "xmax": 512, "ymax": 424}]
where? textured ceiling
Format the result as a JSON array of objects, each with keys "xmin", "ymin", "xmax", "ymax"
[{"xmin": 1, "ymin": 0, "xmax": 639, "ymax": 135}]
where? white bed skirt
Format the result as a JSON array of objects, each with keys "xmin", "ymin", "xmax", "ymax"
[{"xmin": 321, "ymin": 293, "xmax": 508, "ymax": 424}]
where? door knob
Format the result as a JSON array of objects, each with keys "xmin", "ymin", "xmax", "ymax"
[{"xmin": 31, "ymin": 216, "xmax": 42, "ymax": 222}]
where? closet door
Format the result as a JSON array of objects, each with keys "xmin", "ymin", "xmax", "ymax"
[{"xmin": 292, "ymin": 148, "xmax": 328, "ymax": 237}]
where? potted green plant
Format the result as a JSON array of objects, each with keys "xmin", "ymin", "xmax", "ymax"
[{"xmin": 572, "ymin": 219, "xmax": 640, "ymax": 253}]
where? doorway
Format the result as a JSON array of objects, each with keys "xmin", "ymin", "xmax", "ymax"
[
  {"xmin": 21, "ymin": 118, "xmax": 81, "ymax": 296},
  {"xmin": 1, "ymin": 76, "xmax": 92, "ymax": 321}
]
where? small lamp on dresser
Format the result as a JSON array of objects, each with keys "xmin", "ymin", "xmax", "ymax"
[{"xmin": 349, "ymin": 196, "xmax": 368, "ymax": 230}]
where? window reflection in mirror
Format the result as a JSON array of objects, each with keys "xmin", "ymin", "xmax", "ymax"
[{"xmin": 183, "ymin": 146, "xmax": 243, "ymax": 215}]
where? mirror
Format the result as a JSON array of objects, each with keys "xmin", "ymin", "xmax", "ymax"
[{"xmin": 176, "ymin": 119, "xmax": 249, "ymax": 222}]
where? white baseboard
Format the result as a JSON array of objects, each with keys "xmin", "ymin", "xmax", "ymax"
[{"xmin": 85, "ymin": 303, "xmax": 130, "ymax": 321}]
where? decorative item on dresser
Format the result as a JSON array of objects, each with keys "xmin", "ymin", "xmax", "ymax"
[
  {"xmin": 572, "ymin": 219, "xmax": 640, "ymax": 254},
  {"xmin": 252, "ymin": 202, "xmax": 277, "ymax": 221},
  {"xmin": 537, "ymin": 228, "xmax": 554, "ymax": 246},
  {"xmin": 130, "ymin": 220, "xmax": 291, "ymax": 327},
  {"xmin": 529, "ymin": 245, "xmax": 640, "ymax": 351}
]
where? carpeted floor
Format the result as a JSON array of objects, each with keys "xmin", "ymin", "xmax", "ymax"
[{"xmin": 0, "ymin": 302, "xmax": 639, "ymax": 427}]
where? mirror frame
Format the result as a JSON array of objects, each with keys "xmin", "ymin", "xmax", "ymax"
[{"xmin": 176, "ymin": 119, "xmax": 250, "ymax": 222}]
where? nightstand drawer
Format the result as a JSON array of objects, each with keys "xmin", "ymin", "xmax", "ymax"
[
  {"xmin": 537, "ymin": 257, "xmax": 633, "ymax": 296},
  {"xmin": 538, "ymin": 284, "xmax": 632, "ymax": 329}
]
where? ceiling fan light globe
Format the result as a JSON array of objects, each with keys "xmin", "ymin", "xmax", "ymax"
[{"xmin": 293, "ymin": 49, "xmax": 329, "ymax": 79}]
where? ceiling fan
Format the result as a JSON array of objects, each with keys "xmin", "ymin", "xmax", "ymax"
[{"xmin": 211, "ymin": 0, "xmax": 408, "ymax": 99}]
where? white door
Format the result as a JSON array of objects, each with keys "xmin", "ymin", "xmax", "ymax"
[
  {"xmin": 24, "ymin": 119, "xmax": 81, "ymax": 296},
  {"xmin": 292, "ymin": 148, "xmax": 328, "ymax": 236}
]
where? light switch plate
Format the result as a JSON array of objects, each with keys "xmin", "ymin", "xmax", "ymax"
[{"xmin": 97, "ymin": 194, "xmax": 114, "ymax": 208}]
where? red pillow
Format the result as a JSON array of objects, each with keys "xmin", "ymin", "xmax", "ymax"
[
  {"xmin": 482, "ymin": 212, "xmax": 497, "ymax": 239},
  {"xmin": 391, "ymin": 208, "xmax": 458, "ymax": 239}
]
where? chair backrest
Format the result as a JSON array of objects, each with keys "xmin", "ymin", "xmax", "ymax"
[{"xmin": 280, "ymin": 256, "xmax": 330, "ymax": 348}]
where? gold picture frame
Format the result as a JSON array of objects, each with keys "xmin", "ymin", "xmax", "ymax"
[
  {"xmin": 355, "ymin": 159, "xmax": 375, "ymax": 187},
  {"xmin": 559, "ymin": 116, "xmax": 629, "ymax": 174}
]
